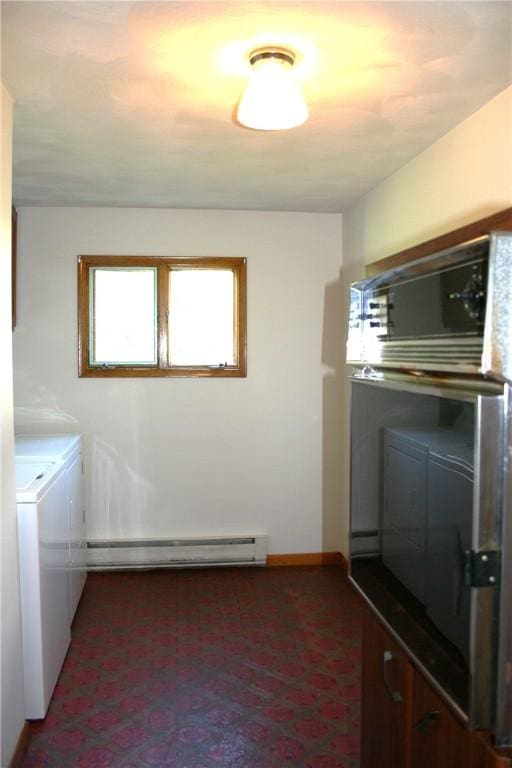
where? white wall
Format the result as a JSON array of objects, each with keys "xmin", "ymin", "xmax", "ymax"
[
  {"xmin": 1, "ymin": 83, "xmax": 25, "ymax": 767},
  {"xmin": 344, "ymin": 86, "xmax": 512, "ymax": 265},
  {"xmin": 13, "ymin": 208, "xmax": 344, "ymax": 555},
  {"xmin": 339, "ymin": 85, "xmax": 512, "ymax": 555}
]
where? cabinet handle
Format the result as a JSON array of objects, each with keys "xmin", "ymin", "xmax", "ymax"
[
  {"xmin": 382, "ymin": 650, "xmax": 402, "ymax": 703},
  {"xmin": 415, "ymin": 710, "xmax": 440, "ymax": 732}
]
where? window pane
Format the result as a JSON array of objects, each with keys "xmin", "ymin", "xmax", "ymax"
[
  {"xmin": 169, "ymin": 269, "xmax": 235, "ymax": 366},
  {"xmin": 91, "ymin": 268, "xmax": 157, "ymax": 365}
]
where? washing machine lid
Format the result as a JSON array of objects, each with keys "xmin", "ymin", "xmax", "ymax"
[
  {"xmin": 15, "ymin": 458, "xmax": 66, "ymax": 503},
  {"xmin": 15, "ymin": 433, "xmax": 82, "ymax": 462}
]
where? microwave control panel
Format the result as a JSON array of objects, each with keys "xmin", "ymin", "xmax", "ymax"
[{"xmin": 347, "ymin": 252, "xmax": 488, "ymax": 365}]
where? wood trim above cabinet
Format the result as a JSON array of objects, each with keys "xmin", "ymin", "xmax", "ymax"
[{"xmin": 366, "ymin": 208, "xmax": 512, "ymax": 277}]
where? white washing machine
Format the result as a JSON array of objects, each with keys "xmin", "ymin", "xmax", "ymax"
[{"xmin": 16, "ymin": 434, "xmax": 86, "ymax": 718}]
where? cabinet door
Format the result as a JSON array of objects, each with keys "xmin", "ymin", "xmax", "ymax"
[
  {"xmin": 361, "ymin": 612, "xmax": 510, "ymax": 768},
  {"xmin": 361, "ymin": 608, "xmax": 413, "ymax": 768},
  {"xmin": 469, "ymin": 732, "xmax": 512, "ymax": 768},
  {"xmin": 411, "ymin": 669, "xmax": 471, "ymax": 768}
]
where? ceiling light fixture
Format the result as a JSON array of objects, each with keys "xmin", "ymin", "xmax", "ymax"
[{"xmin": 237, "ymin": 47, "xmax": 308, "ymax": 131}]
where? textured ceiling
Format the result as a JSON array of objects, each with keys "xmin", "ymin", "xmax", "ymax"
[{"xmin": 2, "ymin": 1, "xmax": 511, "ymax": 212}]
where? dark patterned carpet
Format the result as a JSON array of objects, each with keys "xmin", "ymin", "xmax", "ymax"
[{"xmin": 22, "ymin": 566, "xmax": 362, "ymax": 768}]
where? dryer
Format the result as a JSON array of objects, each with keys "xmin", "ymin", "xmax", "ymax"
[{"xmin": 16, "ymin": 433, "xmax": 86, "ymax": 718}]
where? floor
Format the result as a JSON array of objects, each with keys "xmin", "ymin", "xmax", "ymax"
[{"xmin": 21, "ymin": 566, "xmax": 362, "ymax": 768}]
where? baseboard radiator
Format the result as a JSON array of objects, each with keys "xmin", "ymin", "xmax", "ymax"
[{"xmin": 87, "ymin": 535, "xmax": 267, "ymax": 570}]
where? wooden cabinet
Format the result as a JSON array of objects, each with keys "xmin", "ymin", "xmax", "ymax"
[
  {"xmin": 469, "ymin": 733, "xmax": 512, "ymax": 768},
  {"xmin": 412, "ymin": 668, "xmax": 471, "ymax": 768},
  {"xmin": 361, "ymin": 607, "xmax": 512, "ymax": 768},
  {"xmin": 361, "ymin": 607, "xmax": 413, "ymax": 768}
]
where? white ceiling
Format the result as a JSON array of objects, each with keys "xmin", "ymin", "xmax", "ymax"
[{"xmin": 2, "ymin": 1, "xmax": 511, "ymax": 212}]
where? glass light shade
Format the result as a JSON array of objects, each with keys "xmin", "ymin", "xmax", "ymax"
[{"xmin": 237, "ymin": 57, "xmax": 308, "ymax": 131}]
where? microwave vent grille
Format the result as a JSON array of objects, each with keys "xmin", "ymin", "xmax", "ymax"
[{"xmin": 378, "ymin": 338, "xmax": 483, "ymax": 366}]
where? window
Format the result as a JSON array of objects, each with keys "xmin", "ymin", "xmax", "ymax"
[{"xmin": 78, "ymin": 256, "xmax": 247, "ymax": 377}]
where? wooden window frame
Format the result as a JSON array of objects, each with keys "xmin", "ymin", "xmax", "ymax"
[{"xmin": 78, "ymin": 255, "xmax": 247, "ymax": 378}]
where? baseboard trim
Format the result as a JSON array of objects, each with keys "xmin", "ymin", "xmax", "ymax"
[
  {"xmin": 267, "ymin": 552, "xmax": 348, "ymax": 573},
  {"xmin": 8, "ymin": 721, "xmax": 30, "ymax": 768}
]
